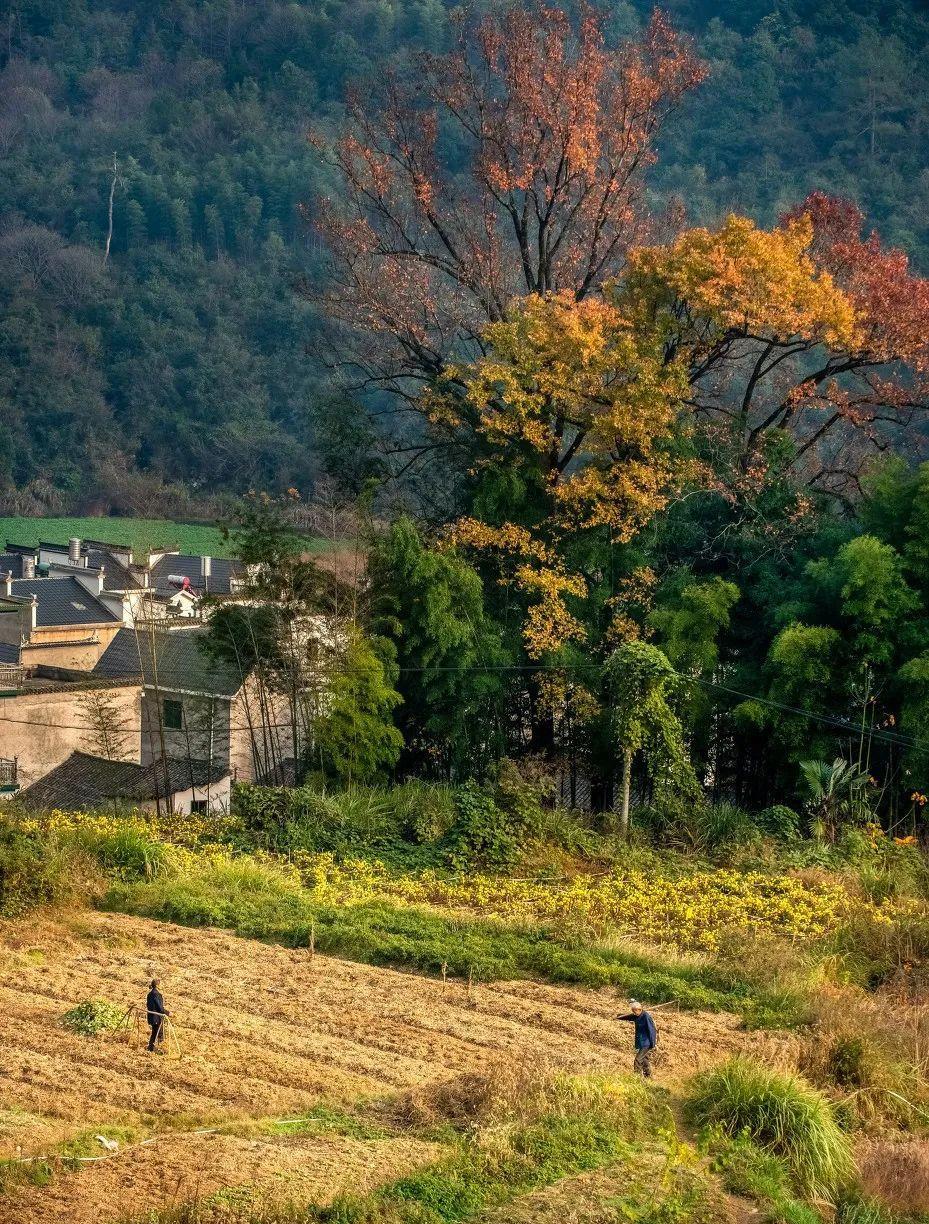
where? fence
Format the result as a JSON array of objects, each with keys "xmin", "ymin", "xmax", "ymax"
[{"xmin": 0, "ymin": 663, "xmax": 23, "ymax": 687}]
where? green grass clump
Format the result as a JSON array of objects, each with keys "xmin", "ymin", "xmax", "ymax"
[
  {"xmin": 709, "ymin": 1134, "xmax": 822, "ymax": 1224},
  {"xmin": 688, "ymin": 1057, "xmax": 855, "ymax": 1201},
  {"xmin": 58, "ymin": 821, "xmax": 173, "ymax": 882},
  {"xmin": 0, "ymin": 817, "xmax": 98, "ymax": 916},
  {"xmin": 61, "ymin": 999, "xmax": 127, "ymax": 1036}
]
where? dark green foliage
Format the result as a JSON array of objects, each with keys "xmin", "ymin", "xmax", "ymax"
[
  {"xmin": 758, "ymin": 806, "xmax": 802, "ymax": 840},
  {"xmin": 369, "ymin": 518, "xmax": 509, "ymax": 777},
  {"xmin": 444, "ymin": 771, "xmax": 545, "ymax": 872},
  {"xmin": 313, "ymin": 630, "xmax": 404, "ymax": 786},
  {"xmin": 644, "ymin": 802, "xmax": 762, "ymax": 855}
]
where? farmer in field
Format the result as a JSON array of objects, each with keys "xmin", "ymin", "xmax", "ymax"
[
  {"xmin": 146, "ymin": 979, "xmax": 170, "ymax": 1053},
  {"xmin": 617, "ymin": 999, "xmax": 658, "ymax": 1077}
]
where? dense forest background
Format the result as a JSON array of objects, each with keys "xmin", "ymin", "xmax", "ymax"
[{"xmin": 1, "ymin": 0, "xmax": 928, "ymax": 512}]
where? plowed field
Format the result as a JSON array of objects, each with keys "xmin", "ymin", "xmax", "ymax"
[{"xmin": 0, "ymin": 911, "xmax": 784, "ymax": 1223}]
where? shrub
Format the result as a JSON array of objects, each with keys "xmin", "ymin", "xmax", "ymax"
[
  {"xmin": 494, "ymin": 760, "xmax": 547, "ymax": 838},
  {"xmin": 687, "ymin": 1057, "xmax": 855, "ymax": 1200},
  {"xmin": 235, "ymin": 784, "xmax": 383, "ymax": 852},
  {"xmin": 758, "ymin": 806, "xmax": 802, "ymax": 840},
  {"xmin": 62, "ymin": 999, "xmax": 126, "ymax": 1036},
  {"xmin": 445, "ymin": 783, "xmax": 523, "ymax": 870},
  {"xmin": 0, "ymin": 816, "xmax": 98, "ymax": 915}
]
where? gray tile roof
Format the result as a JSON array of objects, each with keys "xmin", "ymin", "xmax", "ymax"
[
  {"xmin": 149, "ymin": 554, "xmax": 242, "ymax": 595},
  {"xmin": 17, "ymin": 750, "xmax": 229, "ymax": 810},
  {"xmin": 87, "ymin": 548, "xmax": 144, "ymax": 591},
  {"xmin": 9, "ymin": 576, "xmax": 120, "ymax": 627},
  {"xmin": 93, "ymin": 627, "xmax": 246, "ymax": 697},
  {"xmin": 0, "ymin": 553, "xmax": 26, "ymax": 578}
]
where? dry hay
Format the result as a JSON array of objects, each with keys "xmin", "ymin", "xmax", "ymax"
[
  {"xmin": 857, "ymin": 1138, "xmax": 929, "ymax": 1215},
  {"xmin": 0, "ymin": 910, "xmax": 790, "ymax": 1222},
  {"xmin": 0, "ymin": 1130, "xmax": 442, "ymax": 1224}
]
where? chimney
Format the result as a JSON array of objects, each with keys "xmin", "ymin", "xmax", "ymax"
[
  {"xmin": 22, "ymin": 555, "xmax": 35, "ymax": 580},
  {"xmin": 201, "ymin": 555, "xmax": 212, "ymax": 581},
  {"xmin": 2, "ymin": 572, "xmax": 10, "ymax": 596},
  {"xmin": 68, "ymin": 537, "xmax": 82, "ymax": 565},
  {"xmin": 30, "ymin": 593, "xmax": 37, "ymax": 630}
]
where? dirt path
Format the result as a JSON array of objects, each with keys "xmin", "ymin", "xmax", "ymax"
[{"xmin": 0, "ymin": 910, "xmax": 791, "ymax": 1223}]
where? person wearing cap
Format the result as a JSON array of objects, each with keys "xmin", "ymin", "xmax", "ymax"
[{"xmin": 617, "ymin": 999, "xmax": 658, "ymax": 1077}]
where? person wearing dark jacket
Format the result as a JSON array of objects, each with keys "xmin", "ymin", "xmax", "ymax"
[
  {"xmin": 618, "ymin": 1000, "xmax": 658, "ymax": 1077},
  {"xmin": 146, "ymin": 979, "xmax": 169, "ymax": 1053}
]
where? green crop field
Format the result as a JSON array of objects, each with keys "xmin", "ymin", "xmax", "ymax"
[{"xmin": 0, "ymin": 516, "xmax": 327, "ymax": 560}]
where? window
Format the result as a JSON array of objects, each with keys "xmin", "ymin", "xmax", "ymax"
[
  {"xmin": 190, "ymin": 799, "xmax": 208, "ymax": 814},
  {"xmin": 163, "ymin": 698, "xmax": 183, "ymax": 730}
]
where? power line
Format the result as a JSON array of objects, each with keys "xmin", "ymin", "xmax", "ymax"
[{"xmin": 0, "ymin": 662, "xmax": 926, "ymax": 756}]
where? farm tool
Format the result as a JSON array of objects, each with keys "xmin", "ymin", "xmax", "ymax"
[{"xmin": 114, "ymin": 1002, "xmax": 182, "ymax": 1059}]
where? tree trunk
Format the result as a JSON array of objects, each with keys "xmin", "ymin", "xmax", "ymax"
[
  {"xmin": 104, "ymin": 154, "xmax": 118, "ymax": 264},
  {"xmin": 618, "ymin": 746, "xmax": 632, "ymax": 838}
]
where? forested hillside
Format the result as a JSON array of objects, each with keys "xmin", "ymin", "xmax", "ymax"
[{"xmin": 2, "ymin": 0, "xmax": 928, "ymax": 511}]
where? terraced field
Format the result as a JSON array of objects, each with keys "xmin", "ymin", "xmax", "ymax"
[{"xmin": 0, "ymin": 912, "xmax": 786, "ymax": 1223}]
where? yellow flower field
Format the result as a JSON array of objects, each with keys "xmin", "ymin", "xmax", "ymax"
[
  {"xmin": 297, "ymin": 854, "xmax": 852, "ymax": 951},
  {"xmin": 39, "ymin": 809, "xmax": 864, "ymax": 952}
]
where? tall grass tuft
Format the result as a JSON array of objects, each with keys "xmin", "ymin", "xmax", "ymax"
[{"xmin": 687, "ymin": 1057, "xmax": 854, "ymax": 1201}]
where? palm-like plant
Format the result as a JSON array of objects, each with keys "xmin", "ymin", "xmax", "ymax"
[{"xmin": 799, "ymin": 757, "xmax": 872, "ymax": 841}]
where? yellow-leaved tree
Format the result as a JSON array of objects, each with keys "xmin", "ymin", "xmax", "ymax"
[{"xmin": 440, "ymin": 291, "xmax": 691, "ymax": 659}]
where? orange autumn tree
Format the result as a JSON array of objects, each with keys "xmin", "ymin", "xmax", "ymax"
[
  {"xmin": 442, "ymin": 291, "xmax": 690, "ymax": 659},
  {"xmin": 307, "ymin": 3, "xmax": 705, "ymax": 462},
  {"xmin": 619, "ymin": 203, "xmax": 929, "ymax": 501}
]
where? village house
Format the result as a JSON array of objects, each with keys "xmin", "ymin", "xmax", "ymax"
[
  {"xmin": 92, "ymin": 626, "xmax": 296, "ymax": 784},
  {"xmin": 0, "ymin": 670, "xmax": 142, "ymax": 791},
  {"xmin": 0, "ymin": 540, "xmax": 292, "ymax": 800},
  {"xmin": 0, "ymin": 570, "xmax": 125, "ymax": 670},
  {"xmin": 1, "ymin": 537, "xmax": 246, "ymax": 629}
]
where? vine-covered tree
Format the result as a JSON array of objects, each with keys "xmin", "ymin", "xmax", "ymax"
[{"xmin": 604, "ymin": 641, "xmax": 698, "ymax": 835}]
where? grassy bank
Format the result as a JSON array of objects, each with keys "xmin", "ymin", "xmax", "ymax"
[{"xmin": 118, "ymin": 1068, "xmax": 721, "ymax": 1224}]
